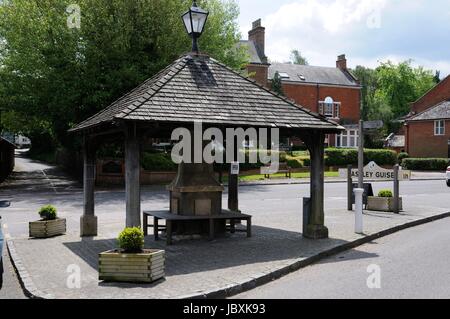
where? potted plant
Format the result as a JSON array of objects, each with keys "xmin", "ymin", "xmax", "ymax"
[
  {"xmin": 29, "ymin": 205, "xmax": 66, "ymax": 238},
  {"xmin": 367, "ymin": 190, "xmax": 403, "ymax": 212},
  {"xmin": 99, "ymin": 227, "xmax": 165, "ymax": 283}
]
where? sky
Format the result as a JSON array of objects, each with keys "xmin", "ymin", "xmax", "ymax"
[{"xmin": 236, "ymin": 0, "xmax": 450, "ymax": 77}]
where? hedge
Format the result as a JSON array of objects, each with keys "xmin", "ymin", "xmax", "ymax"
[
  {"xmin": 401, "ymin": 158, "xmax": 450, "ymax": 171},
  {"xmin": 141, "ymin": 152, "xmax": 177, "ymax": 171},
  {"xmin": 324, "ymin": 148, "xmax": 397, "ymax": 167}
]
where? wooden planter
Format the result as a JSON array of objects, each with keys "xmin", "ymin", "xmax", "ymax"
[
  {"xmin": 99, "ymin": 249, "xmax": 165, "ymax": 283},
  {"xmin": 367, "ymin": 197, "xmax": 403, "ymax": 212},
  {"xmin": 29, "ymin": 218, "xmax": 66, "ymax": 238}
]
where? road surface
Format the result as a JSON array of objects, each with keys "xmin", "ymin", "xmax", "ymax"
[{"xmin": 235, "ymin": 217, "xmax": 450, "ymax": 299}]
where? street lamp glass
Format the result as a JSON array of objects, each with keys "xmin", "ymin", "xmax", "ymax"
[{"xmin": 182, "ymin": 3, "xmax": 209, "ymax": 36}]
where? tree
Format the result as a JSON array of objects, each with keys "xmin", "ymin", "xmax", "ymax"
[
  {"xmin": 271, "ymin": 71, "xmax": 284, "ymax": 96},
  {"xmin": 0, "ymin": 0, "xmax": 248, "ymax": 154},
  {"xmin": 290, "ymin": 49, "xmax": 308, "ymax": 65}
]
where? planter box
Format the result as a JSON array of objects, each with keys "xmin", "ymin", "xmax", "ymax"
[
  {"xmin": 367, "ymin": 197, "xmax": 403, "ymax": 212},
  {"xmin": 99, "ymin": 249, "xmax": 165, "ymax": 283},
  {"xmin": 29, "ymin": 218, "xmax": 66, "ymax": 238}
]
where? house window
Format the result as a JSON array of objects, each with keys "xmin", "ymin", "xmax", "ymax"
[
  {"xmin": 336, "ymin": 130, "xmax": 359, "ymax": 148},
  {"xmin": 434, "ymin": 120, "xmax": 445, "ymax": 136},
  {"xmin": 319, "ymin": 97, "xmax": 341, "ymax": 119}
]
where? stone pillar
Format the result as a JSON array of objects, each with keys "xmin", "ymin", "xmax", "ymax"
[
  {"xmin": 303, "ymin": 131, "xmax": 329, "ymax": 239},
  {"xmin": 125, "ymin": 124, "xmax": 141, "ymax": 228},
  {"xmin": 81, "ymin": 136, "xmax": 98, "ymax": 237}
]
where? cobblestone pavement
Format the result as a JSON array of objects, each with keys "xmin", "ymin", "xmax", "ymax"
[{"xmin": 1, "ymin": 153, "xmax": 449, "ymax": 299}]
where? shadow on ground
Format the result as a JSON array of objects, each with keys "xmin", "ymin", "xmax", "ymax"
[{"xmin": 63, "ymin": 225, "xmax": 376, "ymax": 282}]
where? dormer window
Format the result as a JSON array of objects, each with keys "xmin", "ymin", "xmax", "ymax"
[
  {"xmin": 297, "ymin": 74, "xmax": 306, "ymax": 81},
  {"xmin": 279, "ymin": 72, "xmax": 290, "ymax": 79},
  {"xmin": 319, "ymin": 97, "xmax": 341, "ymax": 118}
]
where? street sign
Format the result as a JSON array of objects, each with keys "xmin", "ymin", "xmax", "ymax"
[
  {"xmin": 363, "ymin": 120, "xmax": 384, "ymax": 130},
  {"xmin": 339, "ymin": 161, "xmax": 411, "ymax": 181},
  {"xmin": 230, "ymin": 162, "xmax": 240, "ymax": 175}
]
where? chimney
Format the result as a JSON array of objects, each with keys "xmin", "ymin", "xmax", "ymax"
[
  {"xmin": 336, "ymin": 54, "xmax": 347, "ymax": 70},
  {"xmin": 249, "ymin": 19, "xmax": 267, "ymax": 63}
]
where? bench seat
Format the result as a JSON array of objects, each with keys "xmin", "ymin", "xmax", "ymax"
[{"xmin": 143, "ymin": 210, "xmax": 252, "ymax": 245}]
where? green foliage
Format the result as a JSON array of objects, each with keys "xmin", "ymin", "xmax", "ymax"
[
  {"xmin": 378, "ymin": 190, "xmax": 393, "ymax": 198},
  {"xmin": 271, "ymin": 71, "xmax": 284, "ymax": 96},
  {"xmin": 352, "ymin": 61, "xmax": 437, "ymax": 134},
  {"xmin": 0, "ymin": 0, "xmax": 247, "ymax": 154},
  {"xmin": 286, "ymin": 158, "xmax": 303, "ymax": 169},
  {"xmin": 364, "ymin": 149, "xmax": 398, "ymax": 166},
  {"xmin": 141, "ymin": 152, "xmax": 177, "ymax": 171},
  {"xmin": 325, "ymin": 148, "xmax": 397, "ymax": 166},
  {"xmin": 401, "ymin": 158, "xmax": 450, "ymax": 171},
  {"xmin": 290, "ymin": 49, "xmax": 308, "ymax": 65},
  {"xmin": 397, "ymin": 152, "xmax": 410, "ymax": 163},
  {"xmin": 117, "ymin": 227, "xmax": 144, "ymax": 253},
  {"xmin": 39, "ymin": 205, "xmax": 57, "ymax": 221}
]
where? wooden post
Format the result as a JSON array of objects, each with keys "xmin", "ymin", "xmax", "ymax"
[
  {"xmin": 347, "ymin": 165, "xmax": 353, "ymax": 211},
  {"xmin": 228, "ymin": 140, "xmax": 240, "ymax": 213},
  {"xmin": 303, "ymin": 131, "xmax": 328, "ymax": 239},
  {"xmin": 81, "ymin": 136, "xmax": 98, "ymax": 237},
  {"xmin": 393, "ymin": 164, "xmax": 400, "ymax": 214},
  {"xmin": 228, "ymin": 164, "xmax": 239, "ymax": 212},
  {"xmin": 125, "ymin": 124, "xmax": 141, "ymax": 228},
  {"xmin": 358, "ymin": 120, "xmax": 364, "ymax": 189}
]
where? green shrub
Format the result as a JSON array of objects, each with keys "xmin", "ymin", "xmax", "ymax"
[
  {"xmin": 365, "ymin": 149, "xmax": 397, "ymax": 166},
  {"xmin": 402, "ymin": 158, "xmax": 450, "ymax": 171},
  {"xmin": 397, "ymin": 152, "xmax": 410, "ymax": 163},
  {"xmin": 118, "ymin": 227, "xmax": 145, "ymax": 253},
  {"xmin": 325, "ymin": 148, "xmax": 358, "ymax": 166},
  {"xmin": 302, "ymin": 157, "xmax": 311, "ymax": 167},
  {"xmin": 286, "ymin": 158, "xmax": 303, "ymax": 169},
  {"xmin": 378, "ymin": 190, "xmax": 393, "ymax": 198},
  {"xmin": 141, "ymin": 152, "xmax": 177, "ymax": 171},
  {"xmin": 39, "ymin": 205, "xmax": 57, "ymax": 221},
  {"xmin": 324, "ymin": 148, "xmax": 397, "ymax": 166}
]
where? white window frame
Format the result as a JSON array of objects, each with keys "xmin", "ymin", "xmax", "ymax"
[
  {"xmin": 318, "ymin": 101, "xmax": 341, "ymax": 119},
  {"xmin": 434, "ymin": 120, "xmax": 445, "ymax": 136},
  {"xmin": 336, "ymin": 129, "xmax": 359, "ymax": 148}
]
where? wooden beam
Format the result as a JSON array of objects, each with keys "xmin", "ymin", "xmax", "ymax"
[
  {"xmin": 125, "ymin": 123, "xmax": 141, "ymax": 228},
  {"xmin": 81, "ymin": 135, "xmax": 98, "ymax": 237}
]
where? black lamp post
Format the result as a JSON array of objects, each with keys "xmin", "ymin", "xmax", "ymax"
[{"xmin": 182, "ymin": 1, "xmax": 209, "ymax": 54}]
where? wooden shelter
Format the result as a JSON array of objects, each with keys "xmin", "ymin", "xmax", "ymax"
[{"xmin": 70, "ymin": 53, "xmax": 344, "ymax": 240}]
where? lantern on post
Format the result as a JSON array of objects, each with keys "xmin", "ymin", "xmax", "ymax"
[{"xmin": 181, "ymin": 1, "xmax": 209, "ymax": 53}]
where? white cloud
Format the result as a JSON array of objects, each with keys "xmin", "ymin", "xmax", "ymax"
[
  {"xmin": 239, "ymin": 0, "xmax": 450, "ymax": 77},
  {"xmin": 264, "ymin": 0, "xmax": 387, "ymax": 34}
]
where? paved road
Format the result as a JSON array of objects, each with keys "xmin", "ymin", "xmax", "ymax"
[
  {"xmin": 235, "ymin": 217, "xmax": 450, "ymax": 299},
  {"xmin": 0, "ymin": 151, "xmax": 449, "ymax": 299}
]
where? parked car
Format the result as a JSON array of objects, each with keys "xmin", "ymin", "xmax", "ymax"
[
  {"xmin": 446, "ymin": 166, "xmax": 450, "ymax": 187},
  {"xmin": 0, "ymin": 216, "xmax": 4, "ymax": 289}
]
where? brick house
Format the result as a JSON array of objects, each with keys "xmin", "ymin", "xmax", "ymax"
[
  {"xmin": 404, "ymin": 75, "xmax": 450, "ymax": 158},
  {"xmin": 240, "ymin": 19, "xmax": 362, "ymax": 148}
]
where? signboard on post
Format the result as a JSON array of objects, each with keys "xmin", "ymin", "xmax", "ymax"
[
  {"xmin": 339, "ymin": 162, "xmax": 411, "ymax": 181},
  {"xmin": 230, "ymin": 161, "xmax": 240, "ymax": 175},
  {"xmin": 363, "ymin": 120, "xmax": 384, "ymax": 130}
]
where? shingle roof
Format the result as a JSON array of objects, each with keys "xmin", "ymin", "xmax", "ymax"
[
  {"xmin": 269, "ymin": 63, "xmax": 360, "ymax": 87},
  {"xmin": 407, "ymin": 100, "xmax": 450, "ymax": 121},
  {"xmin": 70, "ymin": 54, "xmax": 343, "ymax": 133}
]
